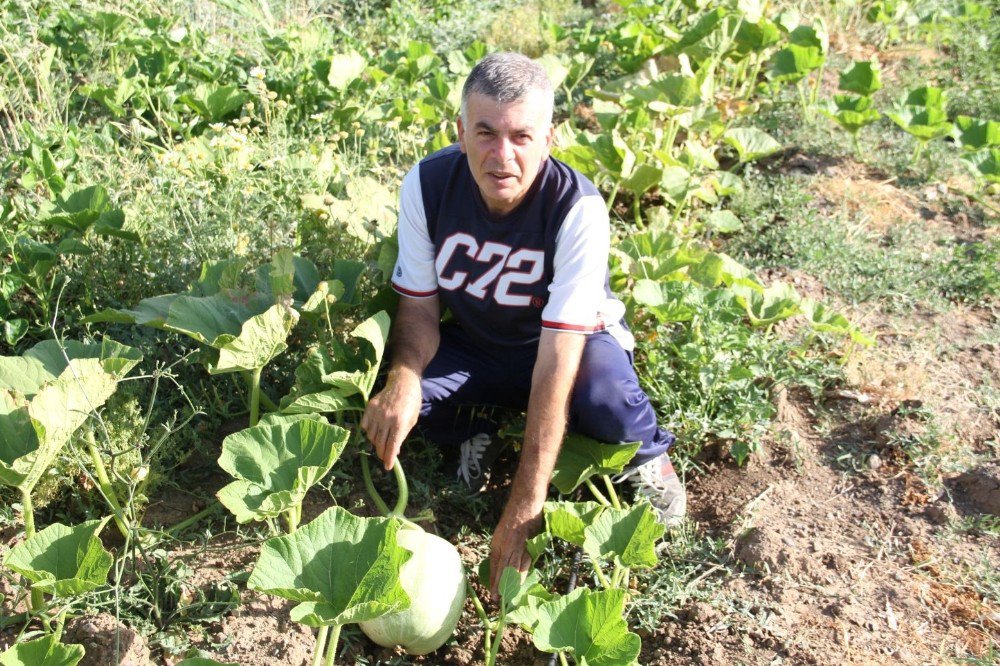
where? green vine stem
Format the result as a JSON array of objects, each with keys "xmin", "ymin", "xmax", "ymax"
[
  {"xmin": 359, "ymin": 451, "xmax": 391, "ymax": 516},
  {"xmin": 358, "ymin": 428, "xmax": 410, "ymax": 519},
  {"xmin": 601, "ymin": 475, "xmax": 622, "ymax": 510},
  {"xmin": 485, "ymin": 604, "xmax": 507, "ymax": 666},
  {"xmin": 592, "ymin": 561, "xmax": 611, "ymax": 589},
  {"xmin": 389, "ymin": 462, "xmax": 408, "ymax": 517},
  {"xmin": 584, "ymin": 478, "xmax": 611, "ymax": 507},
  {"xmin": 312, "ymin": 626, "xmax": 329, "ymax": 666},
  {"xmin": 84, "ymin": 430, "xmax": 130, "ymax": 539},
  {"xmin": 283, "ymin": 507, "xmax": 299, "ymax": 534},
  {"xmin": 559, "ymin": 651, "xmax": 570, "ymax": 666},
  {"xmin": 324, "ymin": 623, "xmax": 341, "ymax": 666},
  {"xmin": 20, "ymin": 487, "xmax": 35, "ymax": 539},
  {"xmin": 20, "ymin": 487, "xmax": 44, "ymax": 612},
  {"xmin": 164, "ymin": 500, "xmax": 221, "ymax": 537},
  {"xmin": 248, "ymin": 367, "xmax": 262, "ymax": 427}
]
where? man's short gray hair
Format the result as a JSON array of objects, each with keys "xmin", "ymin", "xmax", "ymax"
[{"xmin": 460, "ymin": 52, "xmax": 554, "ymax": 126}]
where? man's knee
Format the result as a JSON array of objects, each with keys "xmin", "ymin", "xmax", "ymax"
[{"xmin": 570, "ymin": 377, "xmax": 654, "ymax": 444}]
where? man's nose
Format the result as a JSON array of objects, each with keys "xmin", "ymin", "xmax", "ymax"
[{"xmin": 494, "ymin": 136, "xmax": 515, "ymax": 163}]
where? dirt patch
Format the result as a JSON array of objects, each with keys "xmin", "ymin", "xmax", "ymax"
[
  {"xmin": 810, "ymin": 167, "xmax": 920, "ymax": 233},
  {"xmin": 204, "ymin": 594, "xmax": 315, "ymax": 666},
  {"xmin": 64, "ymin": 613, "xmax": 151, "ymax": 666},
  {"xmin": 952, "ymin": 464, "xmax": 1000, "ymax": 515}
]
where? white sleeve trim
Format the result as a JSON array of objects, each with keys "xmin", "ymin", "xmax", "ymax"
[
  {"xmin": 541, "ymin": 195, "xmax": 611, "ymax": 333},
  {"xmin": 391, "ymin": 165, "xmax": 438, "ymax": 298}
]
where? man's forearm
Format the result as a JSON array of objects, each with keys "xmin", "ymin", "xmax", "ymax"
[
  {"xmin": 510, "ymin": 331, "xmax": 586, "ymax": 504},
  {"xmin": 387, "ymin": 296, "xmax": 441, "ymax": 381}
]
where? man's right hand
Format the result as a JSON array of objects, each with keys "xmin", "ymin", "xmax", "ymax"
[{"xmin": 361, "ymin": 369, "xmax": 423, "ymax": 471}]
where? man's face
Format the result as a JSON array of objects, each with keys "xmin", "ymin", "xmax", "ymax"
[{"xmin": 457, "ymin": 91, "xmax": 554, "ymax": 217}]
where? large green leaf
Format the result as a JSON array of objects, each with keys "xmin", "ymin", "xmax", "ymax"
[
  {"xmin": 3, "ymin": 518, "xmax": 113, "ymax": 596},
  {"xmin": 179, "ymin": 84, "xmax": 248, "ymax": 121},
  {"xmin": 953, "ymin": 116, "xmax": 1000, "ymax": 151},
  {"xmin": 0, "ymin": 338, "xmax": 139, "ymax": 397},
  {"xmin": 36, "ymin": 185, "xmax": 134, "ymax": 241},
  {"xmin": 820, "ymin": 95, "xmax": 881, "ymax": 134},
  {"xmin": 327, "ymin": 51, "xmax": 367, "ymax": 89},
  {"xmin": 801, "ymin": 299, "xmax": 875, "ymax": 345},
  {"xmin": 887, "ymin": 106, "xmax": 951, "ymax": 141},
  {"xmin": 629, "ymin": 74, "xmax": 701, "ymax": 116},
  {"xmin": 165, "ymin": 293, "xmax": 260, "ymax": 345},
  {"xmin": 963, "ymin": 148, "xmax": 1000, "ymax": 184},
  {"xmin": 632, "ymin": 279, "xmax": 702, "ymax": 323},
  {"xmin": 839, "ymin": 61, "xmax": 882, "ymax": 96},
  {"xmin": 247, "ymin": 507, "xmax": 410, "ymax": 628},
  {"xmin": 5, "ymin": 360, "xmax": 118, "ymax": 493},
  {"xmin": 582, "ymin": 503, "xmax": 664, "ymax": 569},
  {"xmin": 216, "ymin": 416, "xmax": 349, "ymax": 523},
  {"xmin": 280, "ymin": 312, "xmax": 390, "ymax": 412},
  {"xmin": 767, "ymin": 44, "xmax": 824, "ymax": 83},
  {"xmin": 0, "ymin": 635, "xmax": 84, "ymax": 666},
  {"xmin": 503, "ymin": 569, "xmax": 556, "ymax": 631},
  {"xmin": 723, "ymin": 127, "xmax": 782, "ymax": 162},
  {"xmin": 550, "ymin": 434, "xmax": 640, "ymax": 494},
  {"xmin": 24, "ymin": 338, "xmax": 142, "ymax": 381},
  {"xmin": 544, "ymin": 501, "xmax": 605, "ymax": 547},
  {"xmin": 0, "ymin": 390, "xmax": 36, "ymax": 488},
  {"xmin": 731, "ymin": 281, "xmax": 801, "ymax": 325},
  {"xmin": 212, "ymin": 304, "xmax": 299, "ymax": 374},
  {"xmin": 533, "ymin": 588, "xmax": 640, "ymax": 666}
]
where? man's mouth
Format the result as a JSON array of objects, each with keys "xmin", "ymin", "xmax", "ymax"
[{"xmin": 488, "ymin": 171, "xmax": 517, "ymax": 183}]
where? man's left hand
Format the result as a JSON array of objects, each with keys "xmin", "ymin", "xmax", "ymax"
[{"xmin": 489, "ymin": 492, "xmax": 543, "ymax": 598}]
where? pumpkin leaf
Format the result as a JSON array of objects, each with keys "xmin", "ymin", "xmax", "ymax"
[
  {"xmin": 178, "ymin": 84, "xmax": 248, "ymax": 121},
  {"xmin": 582, "ymin": 503, "xmax": 664, "ymax": 569},
  {"xmin": 247, "ymin": 507, "xmax": 410, "ymax": 628},
  {"xmin": 0, "ymin": 359, "xmax": 118, "ymax": 493},
  {"xmin": 217, "ymin": 416, "xmax": 349, "ymax": 523},
  {"xmin": 3, "ymin": 518, "xmax": 113, "ymax": 596},
  {"xmin": 544, "ymin": 501, "xmax": 606, "ymax": 547},
  {"xmin": 953, "ymin": 116, "xmax": 1000, "ymax": 151},
  {"xmin": 839, "ymin": 61, "xmax": 882, "ymax": 96},
  {"xmin": 211, "ymin": 304, "xmax": 299, "ymax": 374},
  {"xmin": 702, "ymin": 210, "xmax": 743, "ymax": 233},
  {"xmin": 550, "ymin": 434, "xmax": 640, "ymax": 494},
  {"xmin": 327, "ymin": 51, "xmax": 367, "ymax": 89},
  {"xmin": 533, "ymin": 587, "xmax": 640, "ymax": 666},
  {"xmin": 632, "ymin": 279, "xmax": 700, "ymax": 323},
  {"xmin": 962, "ymin": 147, "xmax": 1000, "ymax": 184},
  {"xmin": 820, "ymin": 94, "xmax": 881, "ymax": 134},
  {"xmin": 731, "ymin": 281, "xmax": 801, "ymax": 325},
  {"xmin": 0, "ymin": 634, "xmax": 84, "ymax": 666},
  {"xmin": 723, "ymin": 127, "xmax": 782, "ymax": 162}
]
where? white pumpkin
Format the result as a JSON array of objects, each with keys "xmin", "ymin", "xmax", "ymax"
[{"xmin": 359, "ymin": 526, "xmax": 466, "ymax": 655}]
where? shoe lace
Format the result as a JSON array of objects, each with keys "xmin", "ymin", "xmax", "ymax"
[{"xmin": 457, "ymin": 433, "xmax": 491, "ymax": 484}]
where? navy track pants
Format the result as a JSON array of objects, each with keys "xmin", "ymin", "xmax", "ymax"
[{"xmin": 416, "ymin": 324, "xmax": 674, "ymax": 466}]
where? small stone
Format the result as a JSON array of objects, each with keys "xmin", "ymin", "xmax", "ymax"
[
  {"xmin": 924, "ymin": 503, "xmax": 958, "ymax": 525},
  {"xmin": 869, "ymin": 454, "xmax": 883, "ymax": 470}
]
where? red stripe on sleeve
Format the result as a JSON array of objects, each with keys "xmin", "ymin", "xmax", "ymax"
[
  {"xmin": 541, "ymin": 320, "xmax": 606, "ymax": 333},
  {"xmin": 391, "ymin": 282, "xmax": 438, "ymax": 298}
]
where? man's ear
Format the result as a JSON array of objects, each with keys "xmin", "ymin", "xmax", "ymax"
[
  {"xmin": 457, "ymin": 115, "xmax": 467, "ymax": 153},
  {"xmin": 543, "ymin": 123, "xmax": 554, "ymax": 159}
]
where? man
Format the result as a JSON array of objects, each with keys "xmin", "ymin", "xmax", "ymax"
[{"xmin": 360, "ymin": 53, "xmax": 684, "ymax": 596}]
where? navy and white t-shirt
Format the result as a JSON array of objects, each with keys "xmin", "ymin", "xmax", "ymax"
[{"xmin": 391, "ymin": 144, "xmax": 633, "ymax": 351}]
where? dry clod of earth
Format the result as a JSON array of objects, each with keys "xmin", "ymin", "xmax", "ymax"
[
  {"xmin": 64, "ymin": 613, "xmax": 150, "ymax": 666},
  {"xmin": 951, "ymin": 464, "xmax": 1000, "ymax": 515}
]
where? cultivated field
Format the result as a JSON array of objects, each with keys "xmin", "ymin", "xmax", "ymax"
[{"xmin": 1, "ymin": 0, "xmax": 997, "ymax": 664}]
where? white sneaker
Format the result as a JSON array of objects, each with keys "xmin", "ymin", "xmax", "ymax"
[
  {"xmin": 455, "ymin": 433, "xmax": 506, "ymax": 491},
  {"xmin": 615, "ymin": 453, "xmax": 687, "ymax": 527}
]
